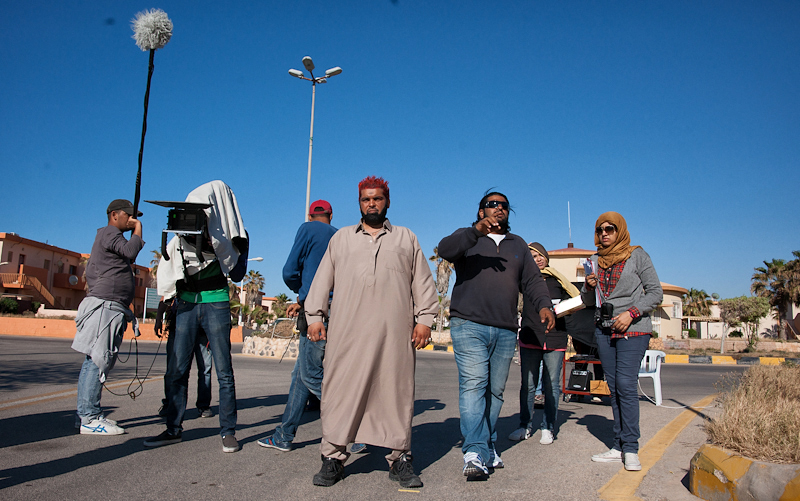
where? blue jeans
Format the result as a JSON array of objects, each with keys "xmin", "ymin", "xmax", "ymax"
[
  {"xmin": 166, "ymin": 300, "xmax": 237, "ymax": 436},
  {"xmin": 519, "ymin": 347, "xmax": 563, "ymax": 432},
  {"xmin": 163, "ymin": 330, "xmax": 213, "ymax": 410},
  {"xmin": 76, "ymin": 356, "xmax": 104, "ymax": 424},
  {"xmin": 273, "ymin": 333, "xmax": 326, "ymax": 443},
  {"xmin": 594, "ymin": 329, "xmax": 650, "ymax": 453},
  {"xmin": 451, "ymin": 317, "xmax": 517, "ymax": 462}
]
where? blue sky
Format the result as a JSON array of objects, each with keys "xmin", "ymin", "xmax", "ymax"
[{"xmin": 2, "ymin": 1, "xmax": 798, "ymax": 300}]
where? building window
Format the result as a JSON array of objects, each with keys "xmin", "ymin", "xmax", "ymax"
[
  {"xmin": 672, "ymin": 301, "xmax": 682, "ymax": 319},
  {"xmin": 65, "ymin": 297, "xmax": 72, "ymax": 309},
  {"xmin": 6, "ymin": 251, "xmax": 12, "ymax": 262},
  {"xmin": 44, "ymin": 259, "xmax": 51, "ymax": 270},
  {"xmin": 69, "ymin": 265, "xmax": 77, "ymax": 275}
]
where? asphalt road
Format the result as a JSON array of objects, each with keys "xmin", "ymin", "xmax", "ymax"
[{"xmin": 0, "ymin": 335, "xmax": 745, "ymax": 500}]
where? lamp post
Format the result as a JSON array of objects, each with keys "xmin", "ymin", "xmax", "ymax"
[
  {"xmin": 289, "ymin": 56, "xmax": 342, "ymax": 222},
  {"xmin": 238, "ymin": 257, "xmax": 264, "ymax": 326}
]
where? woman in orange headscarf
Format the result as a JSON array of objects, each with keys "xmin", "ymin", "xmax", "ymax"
[{"xmin": 581, "ymin": 212, "xmax": 662, "ymax": 472}]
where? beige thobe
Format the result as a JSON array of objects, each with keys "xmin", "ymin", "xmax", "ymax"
[{"xmin": 305, "ymin": 220, "xmax": 438, "ymax": 457}]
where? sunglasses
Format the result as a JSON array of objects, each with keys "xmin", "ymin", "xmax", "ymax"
[
  {"xmin": 482, "ymin": 200, "xmax": 509, "ymax": 210},
  {"xmin": 595, "ymin": 224, "xmax": 617, "ymax": 235}
]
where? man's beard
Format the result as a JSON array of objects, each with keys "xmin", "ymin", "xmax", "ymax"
[
  {"xmin": 496, "ymin": 217, "xmax": 510, "ymax": 233},
  {"xmin": 497, "ymin": 218, "xmax": 511, "ymax": 233},
  {"xmin": 362, "ymin": 207, "xmax": 388, "ymax": 226}
]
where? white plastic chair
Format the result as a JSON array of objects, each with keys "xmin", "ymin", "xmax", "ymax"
[{"xmin": 638, "ymin": 350, "xmax": 666, "ymax": 406}]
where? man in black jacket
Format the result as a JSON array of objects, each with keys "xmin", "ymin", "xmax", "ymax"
[{"xmin": 438, "ymin": 191, "xmax": 554, "ymax": 479}]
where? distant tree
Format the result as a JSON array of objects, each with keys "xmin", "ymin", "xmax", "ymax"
[
  {"xmin": 719, "ymin": 296, "xmax": 770, "ymax": 348},
  {"xmin": 272, "ymin": 293, "xmax": 290, "ymax": 318},
  {"xmin": 149, "ymin": 249, "xmax": 161, "ymax": 288},
  {"xmin": 683, "ymin": 288, "xmax": 712, "ymax": 317},
  {"xmin": 242, "ymin": 270, "xmax": 264, "ymax": 308},
  {"xmin": 751, "ymin": 251, "xmax": 800, "ymax": 340},
  {"xmin": 429, "ymin": 246, "xmax": 454, "ymax": 339}
]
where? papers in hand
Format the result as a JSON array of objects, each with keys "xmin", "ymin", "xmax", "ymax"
[{"xmin": 553, "ymin": 296, "xmax": 585, "ymax": 318}]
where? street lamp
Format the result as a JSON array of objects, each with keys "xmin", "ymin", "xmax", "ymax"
[{"xmin": 288, "ymin": 56, "xmax": 342, "ymax": 222}]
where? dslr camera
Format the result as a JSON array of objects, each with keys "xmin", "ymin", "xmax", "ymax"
[{"xmin": 596, "ymin": 302, "xmax": 615, "ymax": 329}]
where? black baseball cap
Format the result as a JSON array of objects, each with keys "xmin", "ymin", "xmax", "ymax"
[{"xmin": 107, "ymin": 199, "xmax": 143, "ymax": 217}]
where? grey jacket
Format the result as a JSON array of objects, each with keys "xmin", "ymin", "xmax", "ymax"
[
  {"xmin": 580, "ymin": 247, "xmax": 663, "ymax": 334},
  {"xmin": 71, "ymin": 296, "xmax": 140, "ymax": 382}
]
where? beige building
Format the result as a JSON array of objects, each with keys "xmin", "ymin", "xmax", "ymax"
[
  {"xmin": 0, "ymin": 232, "xmax": 151, "ymax": 315},
  {"xmin": 547, "ymin": 244, "xmax": 688, "ymax": 339}
]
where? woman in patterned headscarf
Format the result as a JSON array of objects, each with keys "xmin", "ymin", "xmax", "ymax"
[{"xmin": 582, "ymin": 212, "xmax": 662, "ymax": 472}]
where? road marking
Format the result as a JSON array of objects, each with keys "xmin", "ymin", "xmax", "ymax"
[
  {"xmin": 0, "ymin": 376, "xmax": 164, "ymax": 411},
  {"xmin": 597, "ymin": 393, "xmax": 717, "ymax": 501}
]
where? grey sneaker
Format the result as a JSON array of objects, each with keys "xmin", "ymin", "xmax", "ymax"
[
  {"xmin": 592, "ymin": 448, "xmax": 623, "ymax": 463},
  {"xmin": 222, "ymin": 434, "xmax": 239, "ymax": 453},
  {"xmin": 624, "ymin": 452, "xmax": 642, "ymax": 471},
  {"xmin": 199, "ymin": 408, "xmax": 214, "ymax": 418}
]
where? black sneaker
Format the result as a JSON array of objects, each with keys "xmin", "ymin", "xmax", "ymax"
[
  {"xmin": 143, "ymin": 429, "xmax": 182, "ymax": 448},
  {"xmin": 389, "ymin": 452, "xmax": 423, "ymax": 488},
  {"xmin": 313, "ymin": 455, "xmax": 345, "ymax": 487},
  {"xmin": 199, "ymin": 408, "xmax": 214, "ymax": 418}
]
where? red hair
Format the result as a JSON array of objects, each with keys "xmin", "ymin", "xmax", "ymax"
[{"xmin": 358, "ymin": 176, "xmax": 389, "ymax": 202}]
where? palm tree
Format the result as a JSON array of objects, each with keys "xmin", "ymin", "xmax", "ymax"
[
  {"xmin": 752, "ymin": 251, "xmax": 800, "ymax": 340},
  {"xmin": 272, "ymin": 293, "xmax": 290, "ymax": 318},
  {"xmin": 242, "ymin": 270, "xmax": 264, "ymax": 308},
  {"xmin": 149, "ymin": 249, "xmax": 161, "ymax": 288},
  {"xmin": 682, "ymin": 288, "xmax": 712, "ymax": 317},
  {"xmin": 429, "ymin": 246, "xmax": 454, "ymax": 340}
]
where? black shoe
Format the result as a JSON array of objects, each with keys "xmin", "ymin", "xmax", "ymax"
[
  {"xmin": 143, "ymin": 429, "xmax": 182, "ymax": 448},
  {"xmin": 313, "ymin": 455, "xmax": 345, "ymax": 487},
  {"xmin": 389, "ymin": 452, "xmax": 422, "ymax": 488}
]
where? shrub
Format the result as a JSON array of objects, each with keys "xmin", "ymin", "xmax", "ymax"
[
  {"xmin": 31, "ymin": 301, "xmax": 41, "ymax": 313},
  {"xmin": 705, "ymin": 365, "xmax": 800, "ymax": 463},
  {"xmin": 729, "ymin": 330, "xmax": 743, "ymax": 338},
  {"xmin": 687, "ymin": 328, "xmax": 698, "ymax": 338},
  {"xmin": 0, "ymin": 298, "xmax": 18, "ymax": 314}
]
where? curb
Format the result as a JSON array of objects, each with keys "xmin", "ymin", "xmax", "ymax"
[
  {"xmin": 664, "ymin": 354, "xmax": 795, "ymax": 365},
  {"xmin": 423, "ymin": 344, "xmax": 453, "ymax": 353},
  {"xmin": 690, "ymin": 444, "xmax": 800, "ymax": 501}
]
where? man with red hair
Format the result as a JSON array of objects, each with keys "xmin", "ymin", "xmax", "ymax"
[{"xmin": 304, "ymin": 176, "xmax": 438, "ymax": 489}]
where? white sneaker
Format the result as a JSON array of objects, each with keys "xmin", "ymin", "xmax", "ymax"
[
  {"xmin": 80, "ymin": 417, "xmax": 124, "ymax": 435},
  {"xmin": 463, "ymin": 451, "xmax": 489, "ymax": 477},
  {"xmin": 489, "ymin": 445, "xmax": 504, "ymax": 469},
  {"xmin": 591, "ymin": 448, "xmax": 623, "ymax": 463},
  {"xmin": 508, "ymin": 427, "xmax": 531, "ymax": 441},
  {"xmin": 624, "ymin": 452, "xmax": 642, "ymax": 471},
  {"xmin": 539, "ymin": 429, "xmax": 554, "ymax": 445}
]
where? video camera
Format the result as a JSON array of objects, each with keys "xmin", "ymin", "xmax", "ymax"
[
  {"xmin": 596, "ymin": 302, "xmax": 615, "ymax": 329},
  {"xmin": 144, "ymin": 200, "xmax": 212, "ymax": 262}
]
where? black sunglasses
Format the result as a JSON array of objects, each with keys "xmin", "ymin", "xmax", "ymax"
[
  {"xmin": 595, "ymin": 224, "xmax": 617, "ymax": 235},
  {"xmin": 482, "ymin": 200, "xmax": 509, "ymax": 210}
]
